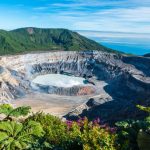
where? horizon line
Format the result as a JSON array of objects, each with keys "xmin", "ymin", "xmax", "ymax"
[{"xmin": 1, "ymin": 27, "xmax": 150, "ymax": 35}]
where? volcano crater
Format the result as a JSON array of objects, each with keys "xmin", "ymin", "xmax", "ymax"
[{"xmin": 0, "ymin": 51, "xmax": 150, "ymax": 121}]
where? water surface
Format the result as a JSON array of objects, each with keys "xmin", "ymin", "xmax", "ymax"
[
  {"xmin": 78, "ymin": 30, "xmax": 150, "ymax": 55},
  {"xmin": 32, "ymin": 74, "xmax": 86, "ymax": 87}
]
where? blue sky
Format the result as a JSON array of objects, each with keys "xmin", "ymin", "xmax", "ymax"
[{"xmin": 0, "ymin": 0, "xmax": 150, "ymax": 33}]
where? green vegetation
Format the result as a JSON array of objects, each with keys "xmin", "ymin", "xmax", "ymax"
[
  {"xmin": 0, "ymin": 104, "xmax": 118, "ymax": 150},
  {"xmin": 116, "ymin": 105, "xmax": 150, "ymax": 150},
  {"xmin": 0, "ymin": 104, "xmax": 31, "ymax": 120},
  {"xmin": 0, "ymin": 104, "xmax": 149, "ymax": 150},
  {"xmin": 26, "ymin": 113, "xmax": 117, "ymax": 150},
  {"xmin": 0, "ymin": 27, "xmax": 116, "ymax": 55},
  {"xmin": 0, "ymin": 121, "xmax": 44, "ymax": 150}
]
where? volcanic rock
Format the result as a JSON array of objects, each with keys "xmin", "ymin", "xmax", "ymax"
[{"xmin": 0, "ymin": 51, "xmax": 150, "ymax": 122}]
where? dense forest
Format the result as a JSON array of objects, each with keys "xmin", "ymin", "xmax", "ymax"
[{"xmin": 0, "ymin": 28, "xmax": 116, "ymax": 55}]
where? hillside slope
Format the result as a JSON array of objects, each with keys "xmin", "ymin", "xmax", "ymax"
[
  {"xmin": 0, "ymin": 27, "xmax": 116, "ymax": 55},
  {"xmin": 144, "ymin": 53, "xmax": 150, "ymax": 57}
]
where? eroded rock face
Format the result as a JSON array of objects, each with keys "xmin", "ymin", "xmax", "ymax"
[
  {"xmin": 0, "ymin": 51, "xmax": 150, "ymax": 122},
  {"xmin": 31, "ymin": 83, "xmax": 95, "ymax": 96}
]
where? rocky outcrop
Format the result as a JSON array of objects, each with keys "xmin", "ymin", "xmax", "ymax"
[
  {"xmin": 32, "ymin": 82, "xmax": 95, "ymax": 96},
  {"xmin": 0, "ymin": 51, "xmax": 150, "ymax": 122},
  {"xmin": 144, "ymin": 53, "xmax": 150, "ymax": 57}
]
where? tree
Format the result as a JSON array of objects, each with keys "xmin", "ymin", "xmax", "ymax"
[{"xmin": 0, "ymin": 120, "xmax": 44, "ymax": 150}]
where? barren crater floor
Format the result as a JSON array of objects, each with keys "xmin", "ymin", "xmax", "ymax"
[{"xmin": 12, "ymin": 79, "xmax": 109, "ymax": 117}]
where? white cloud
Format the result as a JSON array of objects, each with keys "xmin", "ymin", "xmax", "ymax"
[
  {"xmin": 54, "ymin": 6, "xmax": 150, "ymax": 33},
  {"xmin": 1, "ymin": 0, "xmax": 150, "ymax": 34},
  {"xmin": 51, "ymin": 0, "xmax": 123, "ymax": 8},
  {"xmin": 78, "ymin": 30, "xmax": 150, "ymax": 39},
  {"xmin": 94, "ymin": 7, "xmax": 150, "ymax": 22},
  {"xmin": 33, "ymin": 7, "xmax": 49, "ymax": 10}
]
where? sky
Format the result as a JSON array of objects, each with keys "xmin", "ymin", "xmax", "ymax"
[
  {"xmin": 0, "ymin": 0, "xmax": 150, "ymax": 55},
  {"xmin": 0, "ymin": 0, "xmax": 150, "ymax": 33}
]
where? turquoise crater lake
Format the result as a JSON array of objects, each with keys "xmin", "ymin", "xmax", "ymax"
[{"xmin": 32, "ymin": 74, "xmax": 86, "ymax": 88}]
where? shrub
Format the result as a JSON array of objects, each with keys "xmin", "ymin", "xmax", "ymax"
[
  {"xmin": 0, "ymin": 104, "xmax": 118, "ymax": 150},
  {"xmin": 26, "ymin": 112, "xmax": 73, "ymax": 149},
  {"xmin": 0, "ymin": 120, "xmax": 44, "ymax": 150},
  {"xmin": 27, "ymin": 113, "xmax": 118, "ymax": 150},
  {"xmin": 0, "ymin": 104, "xmax": 31, "ymax": 120},
  {"xmin": 75, "ymin": 117, "xmax": 117, "ymax": 150},
  {"xmin": 136, "ymin": 105, "xmax": 150, "ymax": 114},
  {"xmin": 116, "ymin": 105, "xmax": 150, "ymax": 150}
]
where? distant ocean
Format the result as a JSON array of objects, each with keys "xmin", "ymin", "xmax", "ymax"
[
  {"xmin": 77, "ymin": 30, "xmax": 150, "ymax": 55},
  {"xmin": 100, "ymin": 41, "xmax": 150, "ymax": 55}
]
